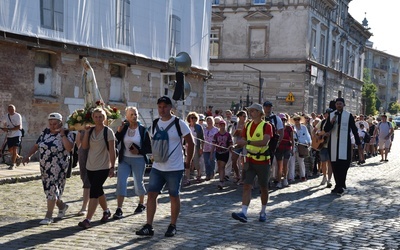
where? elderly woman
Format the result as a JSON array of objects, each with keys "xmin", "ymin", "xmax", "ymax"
[
  {"xmin": 23, "ymin": 113, "xmax": 74, "ymax": 225},
  {"xmin": 183, "ymin": 112, "xmax": 204, "ymax": 186},
  {"xmin": 203, "ymin": 116, "xmax": 219, "ymax": 181},
  {"xmin": 113, "ymin": 107, "xmax": 151, "ymax": 219},
  {"xmin": 78, "ymin": 108, "xmax": 116, "ymax": 229}
]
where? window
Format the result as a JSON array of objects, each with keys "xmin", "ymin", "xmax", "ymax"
[
  {"xmin": 116, "ymin": 0, "xmax": 131, "ymax": 46},
  {"xmin": 339, "ymin": 45, "xmax": 344, "ymax": 71},
  {"xmin": 319, "ymin": 34, "xmax": 326, "ymax": 64},
  {"xmin": 34, "ymin": 52, "xmax": 53, "ymax": 96},
  {"xmin": 310, "ymin": 29, "xmax": 317, "ymax": 58},
  {"xmin": 331, "ymin": 41, "xmax": 336, "ymax": 68},
  {"xmin": 109, "ymin": 64, "xmax": 124, "ymax": 102},
  {"xmin": 169, "ymin": 15, "xmax": 181, "ymax": 56},
  {"xmin": 249, "ymin": 27, "xmax": 267, "ymax": 58},
  {"xmin": 210, "ymin": 29, "xmax": 220, "ymax": 59},
  {"xmin": 40, "ymin": 0, "xmax": 64, "ymax": 31},
  {"xmin": 253, "ymin": 0, "xmax": 266, "ymax": 4},
  {"xmin": 212, "ymin": 0, "xmax": 220, "ymax": 5}
]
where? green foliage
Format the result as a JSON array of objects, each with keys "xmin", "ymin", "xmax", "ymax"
[
  {"xmin": 388, "ymin": 102, "xmax": 400, "ymax": 115},
  {"xmin": 362, "ymin": 69, "xmax": 378, "ymax": 116}
]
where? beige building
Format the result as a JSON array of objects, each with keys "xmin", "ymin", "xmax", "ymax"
[
  {"xmin": 208, "ymin": 0, "xmax": 371, "ymax": 115},
  {"xmin": 0, "ymin": 0, "xmax": 212, "ymax": 157},
  {"xmin": 363, "ymin": 44, "xmax": 400, "ymax": 113}
]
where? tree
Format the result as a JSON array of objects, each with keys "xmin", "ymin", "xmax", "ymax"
[
  {"xmin": 362, "ymin": 69, "xmax": 378, "ymax": 116},
  {"xmin": 388, "ymin": 101, "xmax": 400, "ymax": 115}
]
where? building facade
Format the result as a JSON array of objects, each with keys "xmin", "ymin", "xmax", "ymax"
[
  {"xmin": 208, "ymin": 0, "xmax": 371, "ymax": 115},
  {"xmin": 364, "ymin": 45, "xmax": 400, "ymax": 113},
  {"xmin": 0, "ymin": 0, "xmax": 212, "ymax": 156}
]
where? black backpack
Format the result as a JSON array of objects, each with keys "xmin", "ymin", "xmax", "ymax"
[
  {"xmin": 264, "ymin": 115, "xmax": 280, "ymax": 154},
  {"xmin": 362, "ymin": 131, "xmax": 371, "ymax": 143},
  {"xmin": 89, "ymin": 126, "xmax": 118, "ymax": 156}
]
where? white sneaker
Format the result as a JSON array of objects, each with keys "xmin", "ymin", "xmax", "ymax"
[
  {"xmin": 282, "ymin": 179, "xmax": 289, "ymax": 187},
  {"xmin": 39, "ymin": 217, "xmax": 53, "ymax": 225},
  {"xmin": 57, "ymin": 204, "xmax": 69, "ymax": 218},
  {"xmin": 320, "ymin": 176, "xmax": 327, "ymax": 185},
  {"xmin": 276, "ymin": 182, "xmax": 282, "ymax": 188}
]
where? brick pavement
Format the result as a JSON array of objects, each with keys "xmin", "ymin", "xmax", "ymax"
[{"xmin": 0, "ymin": 132, "xmax": 400, "ymax": 249}]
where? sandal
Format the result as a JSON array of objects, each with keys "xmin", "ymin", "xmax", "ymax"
[{"xmin": 183, "ymin": 180, "xmax": 191, "ymax": 187}]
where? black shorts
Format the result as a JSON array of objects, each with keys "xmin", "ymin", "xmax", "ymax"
[
  {"xmin": 87, "ymin": 169, "xmax": 109, "ymax": 199},
  {"xmin": 215, "ymin": 152, "xmax": 230, "ymax": 163},
  {"xmin": 7, "ymin": 136, "xmax": 21, "ymax": 148}
]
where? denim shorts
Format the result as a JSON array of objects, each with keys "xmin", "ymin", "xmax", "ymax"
[
  {"xmin": 319, "ymin": 148, "xmax": 330, "ymax": 162},
  {"xmin": 147, "ymin": 168, "xmax": 184, "ymax": 197}
]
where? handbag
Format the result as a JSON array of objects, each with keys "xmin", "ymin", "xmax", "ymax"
[
  {"xmin": 297, "ymin": 144, "xmax": 310, "ymax": 158},
  {"xmin": 295, "ymin": 130, "xmax": 309, "ymax": 158}
]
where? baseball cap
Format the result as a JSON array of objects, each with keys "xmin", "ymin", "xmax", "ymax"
[
  {"xmin": 263, "ymin": 101, "xmax": 273, "ymax": 107},
  {"xmin": 199, "ymin": 114, "xmax": 205, "ymax": 121},
  {"xmin": 325, "ymin": 108, "xmax": 333, "ymax": 114},
  {"xmin": 48, "ymin": 113, "xmax": 62, "ymax": 121},
  {"xmin": 246, "ymin": 103, "xmax": 264, "ymax": 113},
  {"xmin": 157, "ymin": 96, "xmax": 172, "ymax": 105}
]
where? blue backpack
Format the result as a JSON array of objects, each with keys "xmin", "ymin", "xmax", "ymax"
[{"xmin": 151, "ymin": 117, "xmax": 182, "ymax": 163}]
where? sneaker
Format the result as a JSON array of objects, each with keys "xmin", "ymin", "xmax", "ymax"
[
  {"xmin": 100, "ymin": 210, "xmax": 111, "ymax": 223},
  {"xmin": 16, "ymin": 156, "xmax": 23, "ymax": 167},
  {"xmin": 217, "ymin": 181, "xmax": 224, "ymax": 190},
  {"xmin": 39, "ymin": 217, "xmax": 53, "ymax": 225},
  {"xmin": 259, "ymin": 212, "xmax": 267, "ymax": 222},
  {"xmin": 134, "ymin": 204, "xmax": 146, "ymax": 214},
  {"xmin": 224, "ymin": 175, "xmax": 230, "ymax": 181},
  {"xmin": 78, "ymin": 219, "xmax": 91, "ymax": 229},
  {"xmin": 136, "ymin": 224, "xmax": 154, "ymax": 236},
  {"xmin": 77, "ymin": 209, "xmax": 87, "ymax": 216},
  {"xmin": 276, "ymin": 182, "xmax": 282, "ymax": 189},
  {"xmin": 57, "ymin": 204, "xmax": 69, "ymax": 218},
  {"xmin": 231, "ymin": 212, "xmax": 247, "ymax": 223},
  {"xmin": 326, "ymin": 181, "xmax": 332, "ymax": 188},
  {"xmin": 113, "ymin": 208, "xmax": 123, "ymax": 220},
  {"xmin": 164, "ymin": 224, "xmax": 177, "ymax": 237},
  {"xmin": 282, "ymin": 179, "xmax": 289, "ymax": 187},
  {"xmin": 8, "ymin": 164, "xmax": 14, "ymax": 170},
  {"xmin": 320, "ymin": 176, "xmax": 327, "ymax": 185}
]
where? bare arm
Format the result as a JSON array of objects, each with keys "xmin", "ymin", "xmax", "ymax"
[{"xmin": 183, "ymin": 133, "xmax": 194, "ymax": 166}]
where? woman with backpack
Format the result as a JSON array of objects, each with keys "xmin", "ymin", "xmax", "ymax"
[
  {"xmin": 112, "ymin": 106, "xmax": 151, "ymax": 219},
  {"xmin": 274, "ymin": 113, "xmax": 294, "ymax": 188},
  {"xmin": 78, "ymin": 108, "xmax": 116, "ymax": 229}
]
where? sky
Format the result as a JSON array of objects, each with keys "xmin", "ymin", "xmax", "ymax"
[{"xmin": 348, "ymin": 0, "xmax": 400, "ymax": 57}]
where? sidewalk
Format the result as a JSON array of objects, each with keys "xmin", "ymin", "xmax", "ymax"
[{"xmin": 0, "ymin": 162, "xmax": 80, "ymax": 185}]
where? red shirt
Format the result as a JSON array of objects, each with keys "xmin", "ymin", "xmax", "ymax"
[{"xmin": 241, "ymin": 121, "xmax": 273, "ymax": 164}]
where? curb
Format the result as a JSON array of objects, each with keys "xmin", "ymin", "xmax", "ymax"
[{"xmin": 0, "ymin": 170, "xmax": 81, "ymax": 185}]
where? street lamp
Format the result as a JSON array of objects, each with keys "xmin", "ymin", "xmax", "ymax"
[
  {"xmin": 246, "ymin": 85, "xmax": 250, "ymax": 107},
  {"xmin": 244, "ymin": 64, "xmax": 263, "ymax": 103}
]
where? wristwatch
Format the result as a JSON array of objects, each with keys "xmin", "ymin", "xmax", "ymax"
[{"xmin": 247, "ymin": 140, "xmax": 251, "ymax": 145}]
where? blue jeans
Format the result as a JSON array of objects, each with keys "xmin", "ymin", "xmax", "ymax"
[
  {"xmin": 147, "ymin": 168, "xmax": 184, "ymax": 197},
  {"xmin": 203, "ymin": 152, "xmax": 215, "ymax": 177},
  {"xmin": 116, "ymin": 156, "xmax": 146, "ymax": 197}
]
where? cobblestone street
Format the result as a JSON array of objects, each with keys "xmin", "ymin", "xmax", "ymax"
[{"xmin": 0, "ymin": 132, "xmax": 400, "ymax": 249}]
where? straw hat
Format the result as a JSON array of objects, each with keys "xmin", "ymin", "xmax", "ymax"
[{"xmin": 289, "ymin": 114, "xmax": 306, "ymax": 124}]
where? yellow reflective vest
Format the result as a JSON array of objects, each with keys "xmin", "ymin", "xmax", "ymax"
[{"xmin": 246, "ymin": 120, "xmax": 270, "ymax": 162}]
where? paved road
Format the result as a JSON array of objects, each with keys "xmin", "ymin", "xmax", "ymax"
[{"xmin": 0, "ymin": 132, "xmax": 400, "ymax": 249}]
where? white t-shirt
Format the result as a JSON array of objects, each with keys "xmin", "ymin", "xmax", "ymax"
[
  {"xmin": 123, "ymin": 127, "xmax": 142, "ymax": 158},
  {"xmin": 151, "ymin": 116, "xmax": 190, "ymax": 172},
  {"xmin": 4, "ymin": 113, "xmax": 22, "ymax": 138}
]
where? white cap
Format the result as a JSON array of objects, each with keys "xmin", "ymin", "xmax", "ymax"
[{"xmin": 48, "ymin": 113, "xmax": 62, "ymax": 121}]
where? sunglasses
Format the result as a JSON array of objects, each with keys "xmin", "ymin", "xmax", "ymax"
[
  {"xmin": 190, "ymin": 117, "xmax": 197, "ymax": 120},
  {"xmin": 293, "ymin": 118, "xmax": 300, "ymax": 121}
]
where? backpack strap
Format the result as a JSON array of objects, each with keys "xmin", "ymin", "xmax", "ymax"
[
  {"xmin": 175, "ymin": 117, "xmax": 183, "ymax": 137},
  {"xmin": 103, "ymin": 126, "xmax": 109, "ymax": 151},
  {"xmin": 89, "ymin": 126, "xmax": 110, "ymax": 151},
  {"xmin": 152, "ymin": 117, "xmax": 183, "ymax": 137}
]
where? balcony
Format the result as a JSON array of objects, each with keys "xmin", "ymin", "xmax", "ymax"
[{"xmin": 390, "ymin": 97, "xmax": 397, "ymax": 102}]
